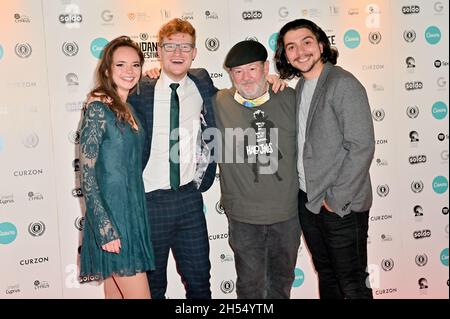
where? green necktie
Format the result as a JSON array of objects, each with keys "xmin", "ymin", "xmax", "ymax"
[{"xmin": 169, "ymin": 83, "xmax": 180, "ymax": 190}]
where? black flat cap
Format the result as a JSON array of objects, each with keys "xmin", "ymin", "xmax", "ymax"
[{"xmin": 224, "ymin": 40, "xmax": 268, "ymax": 68}]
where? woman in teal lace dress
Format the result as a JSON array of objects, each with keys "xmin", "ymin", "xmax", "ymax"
[{"xmin": 79, "ymin": 36, "xmax": 154, "ymax": 298}]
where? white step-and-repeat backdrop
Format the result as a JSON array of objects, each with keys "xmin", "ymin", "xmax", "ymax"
[{"xmin": 0, "ymin": 0, "xmax": 448, "ymax": 299}]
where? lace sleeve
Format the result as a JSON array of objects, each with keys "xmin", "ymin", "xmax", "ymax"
[{"xmin": 79, "ymin": 101, "xmax": 120, "ymax": 246}]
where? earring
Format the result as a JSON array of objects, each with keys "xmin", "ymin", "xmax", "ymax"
[{"xmin": 137, "ymin": 81, "xmax": 140, "ymax": 95}]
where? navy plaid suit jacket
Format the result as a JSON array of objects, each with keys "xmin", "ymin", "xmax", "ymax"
[{"xmin": 128, "ymin": 68, "xmax": 218, "ymax": 193}]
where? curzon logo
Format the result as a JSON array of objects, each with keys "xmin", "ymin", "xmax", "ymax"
[
  {"xmin": 242, "ymin": 11, "xmax": 262, "ymax": 20},
  {"xmin": 413, "ymin": 229, "xmax": 431, "ymax": 239},
  {"xmin": 20, "ymin": 256, "xmax": 49, "ymax": 266},
  {"xmin": 432, "ymin": 101, "xmax": 448, "ymax": 120},
  {"xmin": 425, "ymin": 26, "xmax": 441, "ymax": 45},
  {"xmin": 13, "ymin": 169, "xmax": 43, "ymax": 177},
  {"xmin": 433, "ymin": 176, "xmax": 448, "ymax": 194},
  {"xmin": 0, "ymin": 222, "xmax": 18, "ymax": 244}
]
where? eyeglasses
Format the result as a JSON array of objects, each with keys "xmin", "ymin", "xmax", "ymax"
[{"xmin": 160, "ymin": 43, "xmax": 194, "ymax": 52}]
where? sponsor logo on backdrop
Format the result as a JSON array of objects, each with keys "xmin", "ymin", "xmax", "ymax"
[
  {"xmin": 418, "ymin": 277, "xmax": 428, "ymax": 290},
  {"xmin": 414, "ymin": 205, "xmax": 424, "ymax": 221},
  {"xmin": 0, "ymin": 222, "xmax": 17, "ymax": 245},
  {"xmin": 402, "ymin": 5, "xmax": 420, "ymax": 14},
  {"xmin": 348, "ymin": 8, "xmax": 359, "ymax": 15},
  {"xmin": 205, "ymin": 37, "xmax": 220, "ymax": 51},
  {"xmin": 413, "ymin": 229, "xmax": 431, "ymax": 239},
  {"xmin": 329, "ymin": 6, "xmax": 339, "ymax": 16},
  {"xmin": 13, "ymin": 169, "xmax": 43, "ymax": 177},
  {"xmin": 343, "ymin": 29, "xmax": 360, "ymax": 48},
  {"xmin": 302, "ymin": 8, "xmax": 321, "ymax": 18},
  {"xmin": 5, "ymin": 284, "xmax": 21, "ymax": 295},
  {"xmin": 381, "ymin": 234, "xmax": 392, "ymax": 242},
  {"xmin": 34, "ymin": 279, "xmax": 50, "ymax": 290},
  {"xmin": 219, "ymin": 253, "xmax": 233, "ymax": 263},
  {"xmin": 220, "ymin": 280, "xmax": 235, "ymax": 294},
  {"xmin": 205, "ymin": 10, "xmax": 218, "ymax": 20},
  {"xmin": 0, "ymin": 44, "xmax": 3, "ymax": 60},
  {"xmin": 327, "ymin": 32, "xmax": 336, "ymax": 46},
  {"xmin": 79, "ymin": 274, "xmax": 101, "ymax": 283},
  {"xmin": 59, "ymin": 13, "xmax": 82, "ymax": 24},
  {"xmin": 278, "ymin": 7, "xmax": 289, "ymax": 19},
  {"xmin": 409, "ymin": 154, "xmax": 427, "ymax": 165},
  {"xmin": 441, "ymin": 248, "xmax": 449, "ymax": 266},
  {"xmin": 28, "ymin": 221, "xmax": 46, "ymax": 237},
  {"xmin": 132, "ymin": 33, "xmax": 158, "ymax": 61},
  {"xmin": 73, "ymin": 159, "xmax": 80, "ymax": 171},
  {"xmin": 376, "ymin": 184, "xmax": 389, "ymax": 197},
  {"xmin": 215, "ymin": 201, "xmax": 225, "ymax": 215},
  {"xmin": 434, "ymin": 59, "xmax": 449, "ymax": 68},
  {"xmin": 406, "ymin": 105, "xmax": 419, "ymax": 118},
  {"xmin": 22, "ymin": 132, "xmax": 39, "ymax": 148},
  {"xmin": 376, "ymin": 138, "xmax": 388, "ymax": 145},
  {"xmin": 210, "ymin": 72, "xmax": 223, "ymax": 79},
  {"xmin": 65, "ymin": 101, "xmax": 83, "ymax": 112},
  {"xmin": 369, "ymin": 32, "xmax": 381, "ymax": 44},
  {"xmin": 365, "ymin": 4, "xmax": 381, "ymax": 28},
  {"xmin": 215, "ymin": 173, "xmax": 220, "ymax": 181},
  {"xmin": 438, "ymin": 133, "xmax": 449, "ymax": 141},
  {"xmin": 160, "ymin": 10, "xmax": 171, "ymax": 21},
  {"xmin": 68, "ymin": 130, "xmax": 80, "ymax": 144},
  {"xmin": 127, "ymin": 12, "xmax": 151, "ymax": 22},
  {"xmin": 74, "ymin": 216, "xmax": 85, "ymax": 231},
  {"xmin": 268, "ymin": 33, "xmax": 278, "ymax": 51},
  {"xmin": 62, "ymin": 41, "xmax": 79, "ymax": 56},
  {"xmin": 0, "ymin": 194, "xmax": 14, "ymax": 205},
  {"xmin": 242, "ymin": 10, "xmax": 262, "ymax": 20},
  {"xmin": 433, "ymin": 176, "xmax": 448, "ymax": 194},
  {"xmin": 437, "ymin": 77, "xmax": 447, "ymax": 90},
  {"xmin": 209, "ymin": 233, "xmax": 228, "ymax": 241},
  {"xmin": 406, "ymin": 56, "xmax": 415, "ymax": 71},
  {"xmin": 72, "ymin": 188, "xmax": 83, "ymax": 197},
  {"xmin": 405, "ymin": 81, "xmax": 423, "ymax": 90},
  {"xmin": 363, "ymin": 64, "xmax": 384, "ymax": 71},
  {"xmin": 14, "ymin": 13, "xmax": 31, "ymax": 23},
  {"xmin": 411, "ymin": 180, "xmax": 424, "ymax": 193},
  {"xmin": 91, "ymin": 37, "xmax": 109, "ymax": 59},
  {"xmin": 372, "ymin": 108, "xmax": 385, "ymax": 121},
  {"xmin": 432, "ymin": 101, "xmax": 448, "ymax": 120},
  {"xmin": 381, "ymin": 258, "xmax": 394, "ymax": 271},
  {"xmin": 370, "ymin": 214, "xmax": 392, "ymax": 222},
  {"xmin": 434, "ymin": 1, "xmax": 445, "ymax": 14},
  {"xmin": 28, "ymin": 191, "xmax": 43, "ymax": 201},
  {"xmin": 442, "ymin": 207, "xmax": 449, "ymax": 215},
  {"xmin": 293, "ymin": 268, "xmax": 305, "ymax": 287},
  {"xmin": 182, "ymin": 12, "xmax": 194, "ymax": 20},
  {"xmin": 375, "ymin": 158, "xmax": 388, "ymax": 167},
  {"xmin": 101, "ymin": 10, "xmax": 114, "ymax": 24},
  {"xmin": 403, "ymin": 30, "xmax": 416, "ymax": 43},
  {"xmin": 425, "ymin": 26, "xmax": 441, "ymax": 45},
  {"xmin": 409, "ymin": 131, "xmax": 419, "ymax": 144},
  {"xmin": 375, "ymin": 288, "xmax": 398, "ymax": 295},
  {"xmin": 7, "ymin": 81, "xmax": 37, "ymax": 89},
  {"xmin": 442, "ymin": 150, "xmax": 449, "ymax": 163},
  {"xmin": 415, "ymin": 254, "xmax": 428, "ymax": 266},
  {"xmin": 20, "ymin": 256, "xmax": 49, "ymax": 266},
  {"xmin": 15, "ymin": 43, "xmax": 32, "ymax": 58}
]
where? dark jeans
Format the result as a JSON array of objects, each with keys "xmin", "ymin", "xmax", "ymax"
[
  {"xmin": 298, "ymin": 190, "xmax": 373, "ymax": 299},
  {"xmin": 228, "ymin": 216, "xmax": 301, "ymax": 299},
  {"xmin": 146, "ymin": 182, "xmax": 211, "ymax": 299}
]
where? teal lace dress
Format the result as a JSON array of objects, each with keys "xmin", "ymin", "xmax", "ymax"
[{"xmin": 79, "ymin": 101, "xmax": 155, "ymax": 280}]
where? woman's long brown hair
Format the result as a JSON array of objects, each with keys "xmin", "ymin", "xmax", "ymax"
[{"xmin": 88, "ymin": 36, "xmax": 144, "ymax": 128}]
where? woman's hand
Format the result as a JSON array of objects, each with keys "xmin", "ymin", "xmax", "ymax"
[
  {"xmin": 144, "ymin": 68, "xmax": 161, "ymax": 79},
  {"xmin": 102, "ymin": 238, "xmax": 121, "ymax": 254}
]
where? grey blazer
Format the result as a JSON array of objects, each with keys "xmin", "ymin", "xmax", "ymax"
[{"xmin": 296, "ymin": 62, "xmax": 375, "ymax": 217}]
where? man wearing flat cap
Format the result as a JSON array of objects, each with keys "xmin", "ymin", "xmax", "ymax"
[{"xmin": 212, "ymin": 40, "xmax": 301, "ymax": 299}]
